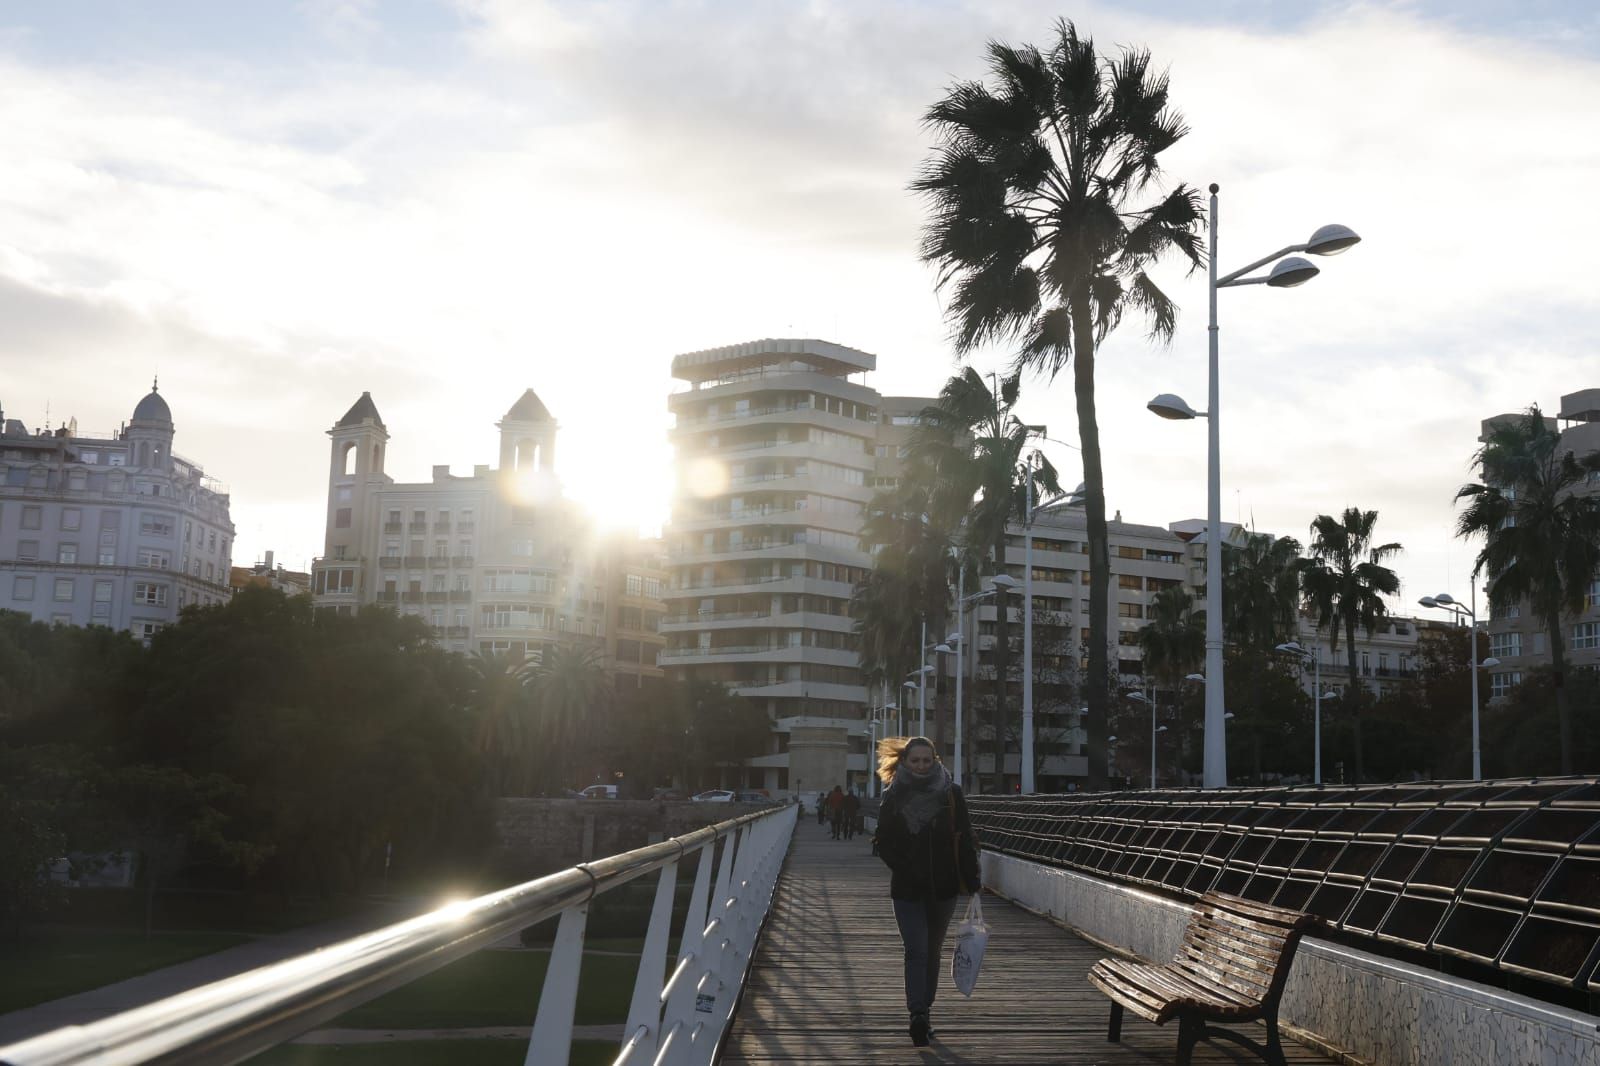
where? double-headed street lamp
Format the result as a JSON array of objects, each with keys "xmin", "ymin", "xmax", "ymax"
[
  {"xmin": 950, "ymin": 571, "xmax": 1016, "ymax": 791},
  {"xmin": 1418, "ymin": 591, "xmax": 1501, "ymax": 781},
  {"xmin": 1148, "ymin": 191, "xmax": 1361, "ymax": 789},
  {"xmin": 1021, "ymin": 471, "xmax": 1086, "ymax": 794},
  {"xmin": 1127, "ymin": 690, "xmax": 1168, "ymax": 788},
  {"xmin": 1276, "ymin": 641, "xmax": 1339, "ymax": 785}
]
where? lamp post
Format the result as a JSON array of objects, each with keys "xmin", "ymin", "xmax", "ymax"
[
  {"xmin": 1149, "ymin": 193, "xmax": 1360, "ymax": 789},
  {"xmin": 1277, "ymin": 640, "xmax": 1334, "ymax": 785},
  {"xmin": 1418, "ymin": 591, "xmax": 1499, "ymax": 781},
  {"xmin": 988, "ymin": 573, "xmax": 1019, "ymax": 794},
  {"xmin": 1021, "ymin": 474, "xmax": 1085, "ymax": 795},
  {"xmin": 1127, "ymin": 691, "xmax": 1168, "ymax": 789}
]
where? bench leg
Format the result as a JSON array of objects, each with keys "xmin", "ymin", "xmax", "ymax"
[
  {"xmin": 1264, "ymin": 1016, "xmax": 1287, "ymax": 1066},
  {"xmin": 1107, "ymin": 1001, "xmax": 1123, "ymax": 1043},
  {"xmin": 1175, "ymin": 1016, "xmax": 1203, "ymax": 1066}
]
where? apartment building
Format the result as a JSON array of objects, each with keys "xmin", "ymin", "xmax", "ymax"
[
  {"xmin": 309, "ymin": 391, "xmax": 663, "ymax": 681},
  {"xmin": 0, "ymin": 384, "xmax": 234, "ymax": 641},
  {"xmin": 661, "ymin": 338, "xmax": 934, "ymax": 796},
  {"xmin": 230, "ymin": 550, "xmax": 311, "ymax": 596},
  {"xmin": 1480, "ymin": 388, "xmax": 1600, "ymax": 699}
]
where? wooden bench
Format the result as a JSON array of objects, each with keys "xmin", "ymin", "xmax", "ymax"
[{"xmin": 1087, "ymin": 891, "xmax": 1318, "ymax": 1066}]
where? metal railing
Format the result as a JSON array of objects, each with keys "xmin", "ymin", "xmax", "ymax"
[{"xmin": 0, "ymin": 805, "xmax": 797, "ymax": 1066}]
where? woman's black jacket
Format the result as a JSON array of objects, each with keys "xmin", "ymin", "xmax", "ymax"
[{"xmin": 873, "ymin": 782, "xmax": 982, "ymax": 901}]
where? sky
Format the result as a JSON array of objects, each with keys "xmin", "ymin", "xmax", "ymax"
[{"xmin": 2, "ymin": 0, "xmax": 1598, "ymax": 613}]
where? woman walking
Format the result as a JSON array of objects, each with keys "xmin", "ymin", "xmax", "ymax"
[{"xmin": 872, "ymin": 736, "xmax": 981, "ymax": 1047}]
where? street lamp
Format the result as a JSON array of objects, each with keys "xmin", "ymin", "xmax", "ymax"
[
  {"xmin": 1149, "ymin": 190, "xmax": 1360, "ymax": 790},
  {"xmin": 1418, "ymin": 591, "xmax": 1493, "ymax": 780},
  {"xmin": 1128, "ymin": 690, "xmax": 1168, "ymax": 789},
  {"xmin": 1277, "ymin": 640, "xmax": 1331, "ymax": 785},
  {"xmin": 1021, "ymin": 468, "xmax": 1085, "ymax": 795}
]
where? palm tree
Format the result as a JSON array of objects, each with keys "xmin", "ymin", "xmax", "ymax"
[
  {"xmin": 534, "ymin": 643, "xmax": 609, "ymax": 783},
  {"xmin": 1456, "ymin": 407, "xmax": 1600, "ymax": 774},
  {"xmin": 1299, "ymin": 509, "xmax": 1402, "ymax": 784},
  {"xmin": 1139, "ymin": 586, "xmax": 1205, "ymax": 695},
  {"xmin": 910, "ymin": 369, "xmax": 1060, "ymax": 792},
  {"xmin": 914, "ymin": 21, "xmax": 1203, "ymax": 788},
  {"xmin": 1225, "ymin": 533, "xmax": 1304, "ymax": 654},
  {"xmin": 466, "ymin": 650, "xmax": 537, "ymax": 795}
]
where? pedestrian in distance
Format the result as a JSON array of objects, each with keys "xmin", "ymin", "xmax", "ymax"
[
  {"xmin": 816, "ymin": 791, "xmax": 828, "ymax": 826},
  {"xmin": 841, "ymin": 788, "xmax": 861, "ymax": 840},
  {"xmin": 826, "ymin": 785, "xmax": 845, "ymax": 839},
  {"xmin": 872, "ymin": 736, "xmax": 981, "ymax": 1048}
]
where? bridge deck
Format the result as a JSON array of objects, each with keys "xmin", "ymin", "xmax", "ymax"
[{"xmin": 723, "ymin": 815, "xmax": 1335, "ymax": 1065}]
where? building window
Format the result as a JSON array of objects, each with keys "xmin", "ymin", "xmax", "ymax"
[
  {"xmin": 139, "ymin": 514, "xmax": 174, "ymax": 537},
  {"xmin": 135, "ymin": 621, "xmax": 160, "ymax": 642},
  {"xmin": 1588, "ymin": 580, "xmax": 1600, "ymax": 610},
  {"xmin": 643, "ymin": 577, "xmax": 661, "ymax": 599},
  {"xmin": 138, "ymin": 549, "xmax": 171, "ymax": 570},
  {"xmin": 54, "ymin": 578, "xmax": 74, "ymax": 602},
  {"xmin": 334, "ymin": 508, "xmax": 352, "ymax": 528},
  {"xmin": 61, "ymin": 508, "xmax": 81, "ymax": 531},
  {"xmin": 385, "ymin": 539, "xmax": 400, "ymax": 558},
  {"xmin": 1490, "ymin": 632, "xmax": 1522, "ymax": 658},
  {"xmin": 21, "ymin": 505, "xmax": 41, "ymax": 530},
  {"xmin": 17, "ymin": 539, "xmax": 39, "ymax": 561},
  {"xmin": 133, "ymin": 583, "xmax": 169, "ymax": 606},
  {"xmin": 626, "ymin": 574, "xmax": 643, "ymax": 596},
  {"xmin": 57, "ymin": 543, "xmax": 78, "ymax": 564},
  {"xmin": 1490, "ymin": 672, "xmax": 1521, "ymax": 699},
  {"xmin": 13, "ymin": 576, "xmax": 34, "ymax": 600},
  {"xmin": 1573, "ymin": 622, "xmax": 1600, "ymax": 651},
  {"xmin": 434, "ymin": 539, "xmax": 448, "ymax": 558},
  {"xmin": 1117, "ymin": 574, "xmax": 1142, "ymax": 591},
  {"xmin": 92, "ymin": 580, "xmax": 113, "ymax": 618}
]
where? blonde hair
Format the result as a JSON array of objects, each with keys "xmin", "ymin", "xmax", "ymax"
[{"xmin": 876, "ymin": 735, "xmax": 937, "ymax": 786}]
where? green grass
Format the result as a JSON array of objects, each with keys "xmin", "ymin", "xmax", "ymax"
[
  {"xmin": 332, "ymin": 950, "xmax": 650, "ymax": 1029},
  {"xmin": 0, "ymin": 928, "xmax": 253, "ymax": 1013},
  {"xmin": 248, "ymin": 1039, "xmax": 618, "ymax": 1065}
]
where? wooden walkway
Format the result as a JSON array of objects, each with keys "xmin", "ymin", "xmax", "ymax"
[{"xmin": 722, "ymin": 816, "xmax": 1335, "ymax": 1065}]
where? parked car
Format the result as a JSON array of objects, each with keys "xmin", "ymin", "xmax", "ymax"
[
  {"xmin": 581, "ymin": 784, "xmax": 618, "ymax": 800},
  {"xmin": 735, "ymin": 790, "xmax": 772, "ymax": 803},
  {"xmin": 652, "ymin": 787, "xmax": 686, "ymax": 801},
  {"xmin": 691, "ymin": 789, "xmax": 735, "ymax": 803}
]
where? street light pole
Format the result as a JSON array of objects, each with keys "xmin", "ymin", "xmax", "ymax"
[
  {"xmin": 1023, "ymin": 464, "xmax": 1034, "ymax": 795},
  {"xmin": 1419, "ymin": 591, "xmax": 1497, "ymax": 781},
  {"xmin": 1277, "ymin": 641, "xmax": 1324, "ymax": 784},
  {"xmin": 954, "ymin": 561, "xmax": 965, "ymax": 788},
  {"xmin": 918, "ymin": 617, "xmax": 927, "ymax": 736},
  {"xmin": 1151, "ymin": 190, "xmax": 1360, "ymax": 791}
]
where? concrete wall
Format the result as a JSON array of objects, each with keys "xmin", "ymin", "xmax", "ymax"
[
  {"xmin": 495, "ymin": 798, "xmax": 780, "ymax": 877},
  {"xmin": 982, "ymin": 851, "xmax": 1600, "ymax": 1066}
]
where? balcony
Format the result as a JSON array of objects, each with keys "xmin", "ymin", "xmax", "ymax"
[
  {"xmin": 407, "ymin": 522, "xmax": 427, "ymax": 534},
  {"xmin": 446, "ymin": 626, "xmax": 471, "ymax": 639},
  {"xmin": 427, "ymin": 554, "xmax": 451, "ymax": 568},
  {"xmin": 376, "ymin": 591, "xmax": 398, "ymax": 603},
  {"xmin": 383, "ymin": 522, "xmax": 403, "ymax": 534},
  {"xmin": 426, "ymin": 591, "xmax": 450, "ymax": 603},
  {"xmin": 378, "ymin": 557, "xmax": 400, "ymax": 569},
  {"xmin": 404, "ymin": 556, "xmax": 427, "ymax": 568},
  {"xmin": 402, "ymin": 590, "xmax": 425, "ymax": 603},
  {"xmin": 457, "ymin": 522, "xmax": 475, "ymax": 533},
  {"xmin": 448, "ymin": 589, "xmax": 473, "ymax": 602},
  {"xmin": 433, "ymin": 522, "xmax": 452, "ymax": 533},
  {"xmin": 452, "ymin": 555, "xmax": 476, "ymax": 568}
]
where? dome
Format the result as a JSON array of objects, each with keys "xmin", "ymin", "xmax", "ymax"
[{"xmin": 132, "ymin": 380, "xmax": 172, "ymax": 424}]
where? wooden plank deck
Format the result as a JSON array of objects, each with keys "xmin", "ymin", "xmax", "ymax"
[{"xmin": 722, "ymin": 816, "xmax": 1335, "ymax": 1065}]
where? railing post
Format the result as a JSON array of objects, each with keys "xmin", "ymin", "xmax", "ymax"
[
  {"xmin": 525, "ymin": 902, "xmax": 589, "ymax": 1066},
  {"xmin": 618, "ymin": 857, "xmax": 679, "ymax": 1065}
]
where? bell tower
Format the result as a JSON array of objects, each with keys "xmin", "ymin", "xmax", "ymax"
[
  {"xmin": 325, "ymin": 392, "xmax": 390, "ymax": 560},
  {"xmin": 127, "ymin": 378, "xmax": 176, "ymax": 472}
]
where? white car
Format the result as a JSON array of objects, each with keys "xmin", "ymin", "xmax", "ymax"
[
  {"xmin": 691, "ymin": 789, "xmax": 735, "ymax": 803},
  {"xmin": 581, "ymin": 785, "xmax": 618, "ymax": 800}
]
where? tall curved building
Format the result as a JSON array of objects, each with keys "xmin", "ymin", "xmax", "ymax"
[{"xmin": 662, "ymin": 339, "xmax": 929, "ymax": 796}]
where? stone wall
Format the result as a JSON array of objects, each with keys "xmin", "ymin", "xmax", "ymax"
[{"xmin": 495, "ymin": 799, "xmax": 781, "ymax": 877}]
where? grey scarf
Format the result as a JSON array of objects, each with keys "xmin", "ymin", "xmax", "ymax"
[{"xmin": 893, "ymin": 761, "xmax": 952, "ymax": 834}]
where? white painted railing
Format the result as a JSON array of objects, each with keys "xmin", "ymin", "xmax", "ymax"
[{"xmin": 0, "ymin": 804, "xmax": 796, "ymax": 1066}]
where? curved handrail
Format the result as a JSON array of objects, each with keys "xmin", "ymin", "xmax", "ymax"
[{"xmin": 0, "ymin": 806, "xmax": 785, "ymax": 1066}]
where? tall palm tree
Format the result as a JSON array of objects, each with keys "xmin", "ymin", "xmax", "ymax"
[
  {"xmin": 1139, "ymin": 586, "xmax": 1204, "ymax": 700},
  {"xmin": 910, "ymin": 369, "xmax": 1060, "ymax": 792},
  {"xmin": 1456, "ymin": 407, "xmax": 1600, "ymax": 774},
  {"xmin": 466, "ymin": 649, "xmax": 537, "ymax": 795},
  {"xmin": 1299, "ymin": 509, "xmax": 1402, "ymax": 784},
  {"xmin": 534, "ymin": 643, "xmax": 609, "ymax": 781},
  {"xmin": 914, "ymin": 21, "xmax": 1203, "ymax": 788},
  {"xmin": 1225, "ymin": 533, "xmax": 1304, "ymax": 654}
]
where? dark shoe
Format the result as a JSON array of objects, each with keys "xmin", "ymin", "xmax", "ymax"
[{"xmin": 910, "ymin": 1011, "xmax": 930, "ymax": 1047}]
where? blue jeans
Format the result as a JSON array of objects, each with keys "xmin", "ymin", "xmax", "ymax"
[{"xmin": 892, "ymin": 896, "xmax": 959, "ymax": 1014}]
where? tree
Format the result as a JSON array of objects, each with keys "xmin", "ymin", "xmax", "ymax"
[
  {"xmin": 466, "ymin": 650, "xmax": 538, "ymax": 795},
  {"xmin": 534, "ymin": 642, "xmax": 610, "ymax": 787},
  {"xmin": 1225, "ymin": 533, "xmax": 1303, "ymax": 654},
  {"xmin": 914, "ymin": 21, "xmax": 1203, "ymax": 789},
  {"xmin": 1299, "ymin": 509, "xmax": 1402, "ymax": 784},
  {"xmin": 1455, "ymin": 406, "xmax": 1600, "ymax": 775},
  {"xmin": 910, "ymin": 368, "xmax": 1060, "ymax": 791}
]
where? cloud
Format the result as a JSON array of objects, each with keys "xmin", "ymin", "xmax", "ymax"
[{"xmin": 0, "ymin": 1, "xmax": 1596, "ymax": 600}]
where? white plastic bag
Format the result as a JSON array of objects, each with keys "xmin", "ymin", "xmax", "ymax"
[{"xmin": 951, "ymin": 894, "xmax": 989, "ymax": 997}]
